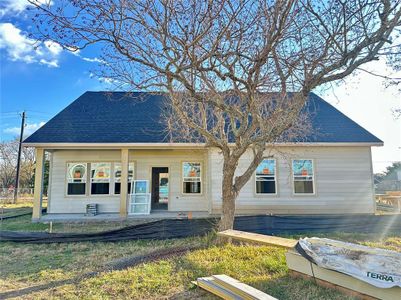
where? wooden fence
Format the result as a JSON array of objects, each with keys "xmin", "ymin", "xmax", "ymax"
[{"xmin": 376, "ymin": 191, "xmax": 401, "ymax": 213}]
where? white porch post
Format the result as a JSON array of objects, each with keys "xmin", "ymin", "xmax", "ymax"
[
  {"xmin": 120, "ymin": 148, "xmax": 129, "ymax": 217},
  {"xmin": 32, "ymin": 148, "xmax": 45, "ymax": 221}
]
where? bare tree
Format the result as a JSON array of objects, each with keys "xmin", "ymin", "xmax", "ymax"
[
  {"xmin": 29, "ymin": 0, "xmax": 401, "ymax": 230},
  {"xmin": 0, "ymin": 139, "xmax": 36, "ymax": 190},
  {"xmin": 0, "ymin": 142, "xmax": 17, "ymax": 189}
]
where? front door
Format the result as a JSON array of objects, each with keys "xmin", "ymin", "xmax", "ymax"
[{"xmin": 151, "ymin": 167, "xmax": 169, "ymax": 210}]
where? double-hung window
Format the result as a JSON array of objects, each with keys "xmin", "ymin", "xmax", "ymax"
[
  {"xmin": 182, "ymin": 162, "xmax": 201, "ymax": 194},
  {"xmin": 256, "ymin": 159, "xmax": 276, "ymax": 194},
  {"xmin": 67, "ymin": 163, "xmax": 87, "ymax": 195},
  {"xmin": 90, "ymin": 163, "xmax": 111, "ymax": 195},
  {"xmin": 292, "ymin": 159, "xmax": 314, "ymax": 194},
  {"xmin": 114, "ymin": 162, "xmax": 134, "ymax": 194}
]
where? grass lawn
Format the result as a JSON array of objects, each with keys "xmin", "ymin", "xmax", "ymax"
[
  {"xmin": 1, "ymin": 208, "xmax": 400, "ymax": 299},
  {"xmin": 0, "ymin": 198, "xmax": 47, "ymax": 219},
  {"xmin": 0, "ymin": 199, "xmax": 133, "ymax": 233}
]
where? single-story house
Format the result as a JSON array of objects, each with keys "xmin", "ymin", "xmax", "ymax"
[{"xmin": 24, "ymin": 92, "xmax": 382, "ymax": 221}]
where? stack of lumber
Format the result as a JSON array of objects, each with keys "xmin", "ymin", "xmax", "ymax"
[
  {"xmin": 286, "ymin": 251, "xmax": 401, "ymax": 300},
  {"xmin": 218, "ymin": 230, "xmax": 401, "ymax": 300},
  {"xmin": 376, "ymin": 191, "xmax": 401, "ymax": 212},
  {"xmin": 196, "ymin": 274, "xmax": 277, "ymax": 300}
]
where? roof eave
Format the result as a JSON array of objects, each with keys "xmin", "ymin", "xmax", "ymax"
[{"xmin": 23, "ymin": 141, "xmax": 383, "ymax": 149}]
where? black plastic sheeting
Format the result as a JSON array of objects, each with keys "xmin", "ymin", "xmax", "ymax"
[
  {"xmin": 0, "ymin": 218, "xmax": 218, "ymax": 243},
  {"xmin": 1, "ymin": 214, "xmax": 401, "ymax": 243},
  {"xmin": 234, "ymin": 214, "xmax": 401, "ymax": 235},
  {"xmin": 0, "ymin": 208, "xmax": 47, "ymax": 220}
]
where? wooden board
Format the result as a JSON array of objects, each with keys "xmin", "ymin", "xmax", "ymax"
[
  {"xmin": 285, "ymin": 250, "xmax": 401, "ymax": 300},
  {"xmin": 196, "ymin": 277, "xmax": 242, "ymax": 300},
  {"xmin": 218, "ymin": 230, "xmax": 297, "ymax": 249},
  {"xmin": 289, "ymin": 270, "xmax": 377, "ymax": 300},
  {"xmin": 212, "ymin": 274, "xmax": 277, "ymax": 300}
]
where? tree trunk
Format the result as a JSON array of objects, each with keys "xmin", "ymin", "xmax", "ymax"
[
  {"xmin": 219, "ymin": 185, "xmax": 236, "ymax": 231},
  {"xmin": 218, "ymin": 163, "xmax": 237, "ymax": 232}
]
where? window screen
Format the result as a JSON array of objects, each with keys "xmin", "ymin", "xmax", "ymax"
[
  {"xmin": 182, "ymin": 162, "xmax": 201, "ymax": 194},
  {"xmin": 114, "ymin": 162, "xmax": 134, "ymax": 194},
  {"xmin": 90, "ymin": 163, "xmax": 111, "ymax": 195},
  {"xmin": 293, "ymin": 159, "xmax": 314, "ymax": 194},
  {"xmin": 67, "ymin": 163, "xmax": 87, "ymax": 195},
  {"xmin": 256, "ymin": 159, "xmax": 276, "ymax": 194}
]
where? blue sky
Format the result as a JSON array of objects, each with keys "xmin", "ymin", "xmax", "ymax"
[
  {"xmin": 1, "ymin": 0, "xmax": 400, "ymax": 173},
  {"xmin": 0, "ymin": 0, "xmax": 110, "ymax": 141}
]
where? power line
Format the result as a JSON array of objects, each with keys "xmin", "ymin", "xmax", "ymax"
[
  {"xmin": 0, "ymin": 111, "xmax": 21, "ymax": 114},
  {"xmin": 13, "ymin": 111, "xmax": 26, "ymax": 204}
]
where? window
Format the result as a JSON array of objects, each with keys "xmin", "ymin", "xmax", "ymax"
[
  {"xmin": 129, "ymin": 180, "xmax": 151, "ymax": 214},
  {"xmin": 90, "ymin": 163, "xmax": 111, "ymax": 194},
  {"xmin": 114, "ymin": 163, "xmax": 134, "ymax": 194},
  {"xmin": 182, "ymin": 162, "xmax": 201, "ymax": 194},
  {"xmin": 67, "ymin": 163, "xmax": 87, "ymax": 195},
  {"xmin": 256, "ymin": 159, "xmax": 276, "ymax": 194},
  {"xmin": 293, "ymin": 159, "xmax": 314, "ymax": 194}
]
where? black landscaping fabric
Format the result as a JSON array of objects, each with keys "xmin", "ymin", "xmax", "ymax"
[
  {"xmin": 1, "ymin": 214, "xmax": 401, "ymax": 243},
  {"xmin": 0, "ymin": 208, "xmax": 47, "ymax": 220}
]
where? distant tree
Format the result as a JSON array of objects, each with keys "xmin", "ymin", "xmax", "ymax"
[
  {"xmin": 0, "ymin": 141, "xmax": 17, "ymax": 189},
  {"xmin": 375, "ymin": 162, "xmax": 401, "ymax": 185},
  {"xmin": 31, "ymin": 161, "xmax": 50, "ymax": 195},
  {"xmin": 385, "ymin": 162, "xmax": 401, "ymax": 175},
  {"xmin": 0, "ymin": 139, "xmax": 40, "ymax": 198},
  {"xmin": 30, "ymin": 0, "xmax": 401, "ymax": 230}
]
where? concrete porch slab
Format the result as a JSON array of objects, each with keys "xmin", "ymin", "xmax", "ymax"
[{"xmin": 39, "ymin": 211, "xmax": 215, "ymax": 223}]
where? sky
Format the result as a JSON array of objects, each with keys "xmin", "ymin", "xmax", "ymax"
[{"xmin": 1, "ymin": 0, "xmax": 400, "ymax": 173}]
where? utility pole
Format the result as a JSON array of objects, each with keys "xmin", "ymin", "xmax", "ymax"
[{"xmin": 13, "ymin": 111, "xmax": 25, "ymax": 204}]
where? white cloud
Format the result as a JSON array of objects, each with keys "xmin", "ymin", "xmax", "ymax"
[
  {"xmin": 0, "ymin": 23, "xmax": 61, "ymax": 67},
  {"xmin": 82, "ymin": 56, "xmax": 104, "ymax": 63},
  {"xmin": 44, "ymin": 40, "xmax": 62, "ymax": 56},
  {"xmin": 66, "ymin": 47, "xmax": 80, "ymax": 56},
  {"xmin": 0, "ymin": 0, "xmax": 52, "ymax": 17},
  {"xmin": 4, "ymin": 121, "xmax": 46, "ymax": 137},
  {"xmin": 89, "ymin": 72, "xmax": 117, "ymax": 84},
  {"xmin": 39, "ymin": 58, "xmax": 58, "ymax": 67}
]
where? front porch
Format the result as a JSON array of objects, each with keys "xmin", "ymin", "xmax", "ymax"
[{"xmin": 32, "ymin": 147, "xmax": 209, "ymax": 221}]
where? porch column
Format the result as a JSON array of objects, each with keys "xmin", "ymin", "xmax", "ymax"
[
  {"xmin": 32, "ymin": 148, "xmax": 45, "ymax": 221},
  {"xmin": 120, "ymin": 148, "xmax": 129, "ymax": 217}
]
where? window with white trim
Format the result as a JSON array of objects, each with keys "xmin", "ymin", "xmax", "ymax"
[
  {"xmin": 182, "ymin": 162, "xmax": 201, "ymax": 194},
  {"xmin": 114, "ymin": 162, "xmax": 134, "ymax": 194},
  {"xmin": 90, "ymin": 163, "xmax": 111, "ymax": 195},
  {"xmin": 256, "ymin": 159, "xmax": 276, "ymax": 194},
  {"xmin": 67, "ymin": 163, "xmax": 87, "ymax": 195},
  {"xmin": 292, "ymin": 159, "xmax": 314, "ymax": 194}
]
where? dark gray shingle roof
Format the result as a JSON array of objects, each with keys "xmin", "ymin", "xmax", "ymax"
[{"xmin": 24, "ymin": 91, "xmax": 382, "ymax": 144}]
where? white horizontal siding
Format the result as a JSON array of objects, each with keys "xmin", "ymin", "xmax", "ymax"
[
  {"xmin": 48, "ymin": 149, "xmax": 208, "ymax": 214},
  {"xmin": 209, "ymin": 146, "xmax": 375, "ymax": 214},
  {"xmin": 48, "ymin": 150, "xmax": 121, "ymax": 213},
  {"xmin": 130, "ymin": 149, "xmax": 208, "ymax": 211},
  {"xmin": 48, "ymin": 146, "xmax": 375, "ymax": 215}
]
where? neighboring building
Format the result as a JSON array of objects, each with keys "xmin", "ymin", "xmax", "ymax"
[{"xmin": 24, "ymin": 92, "xmax": 382, "ymax": 221}]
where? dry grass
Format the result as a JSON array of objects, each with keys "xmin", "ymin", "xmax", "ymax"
[
  {"xmin": 1, "ymin": 242, "xmax": 356, "ymax": 300},
  {"xmin": 1, "ymin": 208, "xmax": 400, "ymax": 299}
]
